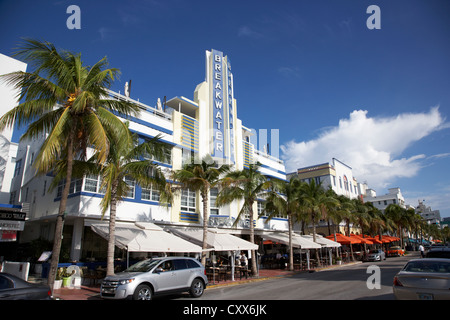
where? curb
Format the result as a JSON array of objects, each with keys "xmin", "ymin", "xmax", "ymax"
[{"xmin": 207, "ymin": 261, "xmax": 364, "ymax": 289}]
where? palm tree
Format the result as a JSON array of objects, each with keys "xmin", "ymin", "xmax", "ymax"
[
  {"xmin": 263, "ymin": 177, "xmax": 303, "ymax": 271},
  {"xmin": 172, "ymin": 155, "xmax": 231, "ymax": 266},
  {"xmin": 385, "ymin": 204, "xmax": 408, "ymax": 248},
  {"xmin": 298, "ymin": 179, "xmax": 337, "ymax": 266},
  {"xmin": 0, "ymin": 39, "xmax": 140, "ymax": 289},
  {"xmin": 364, "ymin": 202, "xmax": 386, "ymax": 237},
  {"xmin": 216, "ymin": 162, "xmax": 270, "ymax": 276},
  {"xmin": 98, "ymin": 133, "xmax": 172, "ymax": 276}
]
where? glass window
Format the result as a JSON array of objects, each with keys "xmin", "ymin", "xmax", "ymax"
[
  {"xmin": 125, "ymin": 177, "xmax": 135, "ymax": 199},
  {"xmin": 84, "ymin": 175, "xmax": 99, "ymax": 192},
  {"xmin": 173, "ymin": 259, "xmax": 188, "ymax": 270},
  {"xmin": 181, "ymin": 188, "xmax": 196, "ymax": 212},
  {"xmin": 142, "ymin": 187, "xmax": 160, "ymax": 202},
  {"xmin": 186, "ymin": 259, "xmax": 202, "ymax": 269},
  {"xmin": 210, "ymin": 188, "xmax": 219, "ymax": 215}
]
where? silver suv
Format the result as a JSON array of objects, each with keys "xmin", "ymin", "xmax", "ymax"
[{"xmin": 101, "ymin": 257, "xmax": 208, "ymax": 300}]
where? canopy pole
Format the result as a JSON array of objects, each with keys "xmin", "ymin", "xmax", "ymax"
[
  {"xmin": 231, "ymin": 252, "xmax": 235, "ymax": 281},
  {"xmin": 127, "ymin": 248, "xmax": 129, "ymax": 269}
]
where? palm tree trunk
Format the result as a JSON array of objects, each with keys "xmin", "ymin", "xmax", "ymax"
[
  {"xmin": 288, "ymin": 214, "xmax": 294, "ymax": 271},
  {"xmin": 312, "ymin": 213, "xmax": 321, "ymax": 267},
  {"xmin": 248, "ymin": 206, "xmax": 258, "ymax": 276},
  {"xmin": 107, "ymin": 183, "xmax": 118, "ymax": 276},
  {"xmin": 201, "ymin": 190, "xmax": 208, "ymax": 266},
  {"xmin": 47, "ymin": 131, "xmax": 75, "ymax": 291}
]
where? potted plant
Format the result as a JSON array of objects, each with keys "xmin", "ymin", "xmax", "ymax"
[
  {"xmin": 61, "ymin": 267, "xmax": 75, "ymax": 288},
  {"xmin": 335, "ymin": 257, "xmax": 342, "ymax": 265},
  {"xmin": 54, "ymin": 268, "xmax": 63, "ymax": 289}
]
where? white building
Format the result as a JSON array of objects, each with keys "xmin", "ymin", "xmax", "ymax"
[
  {"xmin": 0, "ymin": 54, "xmax": 27, "ymax": 243},
  {"xmin": 288, "ymin": 158, "xmax": 363, "ymax": 199},
  {"xmin": 416, "ymin": 200, "xmax": 441, "ymax": 225},
  {"xmin": 6, "ymin": 49, "xmax": 288, "ymax": 261},
  {"xmin": 363, "ymin": 187, "xmax": 406, "ymax": 213}
]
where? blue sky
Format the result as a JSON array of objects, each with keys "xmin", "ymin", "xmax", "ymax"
[{"xmin": 1, "ymin": 0, "xmax": 449, "ymax": 217}]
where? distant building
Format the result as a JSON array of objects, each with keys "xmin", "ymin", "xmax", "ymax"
[
  {"xmin": 416, "ymin": 200, "xmax": 441, "ymax": 225},
  {"xmin": 363, "ymin": 187, "xmax": 406, "ymax": 213},
  {"xmin": 288, "ymin": 158, "xmax": 364, "ymax": 199}
]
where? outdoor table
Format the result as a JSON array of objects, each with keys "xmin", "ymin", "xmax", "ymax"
[{"xmin": 236, "ymin": 266, "xmax": 249, "ymax": 279}]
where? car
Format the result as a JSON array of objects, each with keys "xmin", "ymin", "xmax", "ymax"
[
  {"xmin": 425, "ymin": 247, "xmax": 450, "ymax": 259},
  {"xmin": 0, "ymin": 273, "xmax": 52, "ymax": 300},
  {"xmin": 393, "ymin": 258, "xmax": 450, "ymax": 300},
  {"xmin": 365, "ymin": 249, "xmax": 386, "ymax": 261},
  {"xmin": 387, "ymin": 246, "xmax": 405, "ymax": 257},
  {"xmin": 100, "ymin": 257, "xmax": 208, "ymax": 300}
]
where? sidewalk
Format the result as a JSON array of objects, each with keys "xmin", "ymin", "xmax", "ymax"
[{"xmin": 48, "ymin": 261, "xmax": 362, "ymax": 300}]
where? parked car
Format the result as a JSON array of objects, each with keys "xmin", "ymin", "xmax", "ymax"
[
  {"xmin": 425, "ymin": 247, "xmax": 450, "ymax": 259},
  {"xmin": 0, "ymin": 273, "xmax": 52, "ymax": 300},
  {"xmin": 101, "ymin": 257, "xmax": 208, "ymax": 300},
  {"xmin": 393, "ymin": 258, "xmax": 450, "ymax": 300},
  {"xmin": 366, "ymin": 249, "xmax": 386, "ymax": 261},
  {"xmin": 387, "ymin": 246, "xmax": 405, "ymax": 257}
]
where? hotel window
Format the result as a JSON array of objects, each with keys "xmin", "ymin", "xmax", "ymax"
[
  {"xmin": 84, "ymin": 175, "xmax": 99, "ymax": 193},
  {"xmin": 57, "ymin": 179, "xmax": 82, "ymax": 198},
  {"xmin": 181, "ymin": 188, "xmax": 196, "ymax": 212},
  {"xmin": 124, "ymin": 177, "xmax": 135, "ymax": 199},
  {"xmin": 332, "ymin": 176, "xmax": 336, "ymax": 186},
  {"xmin": 210, "ymin": 188, "xmax": 219, "ymax": 215},
  {"xmin": 315, "ymin": 177, "xmax": 321, "ymax": 185},
  {"xmin": 141, "ymin": 186, "xmax": 160, "ymax": 202},
  {"xmin": 9, "ymin": 191, "xmax": 16, "ymax": 204},
  {"xmin": 258, "ymin": 201, "xmax": 266, "ymax": 217},
  {"xmin": 14, "ymin": 159, "xmax": 22, "ymax": 177},
  {"xmin": 339, "ymin": 177, "xmax": 342, "ymax": 189}
]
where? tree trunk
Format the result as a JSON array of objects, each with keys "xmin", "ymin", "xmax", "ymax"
[
  {"xmin": 201, "ymin": 190, "xmax": 208, "ymax": 266},
  {"xmin": 107, "ymin": 183, "xmax": 118, "ymax": 276},
  {"xmin": 47, "ymin": 132, "xmax": 75, "ymax": 292},
  {"xmin": 312, "ymin": 213, "xmax": 321, "ymax": 267},
  {"xmin": 248, "ymin": 205, "xmax": 258, "ymax": 276},
  {"xmin": 288, "ymin": 214, "xmax": 294, "ymax": 271}
]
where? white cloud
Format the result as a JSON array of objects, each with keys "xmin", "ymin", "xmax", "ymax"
[
  {"xmin": 281, "ymin": 107, "xmax": 446, "ymax": 190},
  {"xmin": 238, "ymin": 26, "xmax": 263, "ymax": 39}
]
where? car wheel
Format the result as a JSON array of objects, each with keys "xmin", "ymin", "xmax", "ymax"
[
  {"xmin": 190, "ymin": 278, "xmax": 205, "ymax": 298},
  {"xmin": 133, "ymin": 284, "xmax": 152, "ymax": 300}
]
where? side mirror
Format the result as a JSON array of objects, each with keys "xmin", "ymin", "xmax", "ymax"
[{"xmin": 155, "ymin": 267, "xmax": 164, "ymax": 273}]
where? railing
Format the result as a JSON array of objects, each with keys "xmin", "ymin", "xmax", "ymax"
[
  {"xmin": 253, "ymin": 149, "xmax": 284, "ymax": 165},
  {"xmin": 106, "ymin": 89, "xmax": 172, "ymax": 121}
]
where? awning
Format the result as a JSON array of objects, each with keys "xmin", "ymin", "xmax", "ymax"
[
  {"xmin": 262, "ymin": 232, "xmax": 321, "ymax": 249},
  {"xmin": 167, "ymin": 227, "xmax": 258, "ymax": 251},
  {"xmin": 90, "ymin": 222, "xmax": 202, "ymax": 253},
  {"xmin": 303, "ymin": 234, "xmax": 341, "ymax": 248},
  {"xmin": 350, "ymin": 234, "xmax": 374, "ymax": 245},
  {"xmin": 326, "ymin": 233, "xmax": 360, "ymax": 245}
]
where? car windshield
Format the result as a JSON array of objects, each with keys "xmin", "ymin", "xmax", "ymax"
[
  {"xmin": 403, "ymin": 260, "xmax": 450, "ymax": 273},
  {"xmin": 124, "ymin": 259, "xmax": 161, "ymax": 272},
  {"xmin": 369, "ymin": 250, "xmax": 380, "ymax": 254}
]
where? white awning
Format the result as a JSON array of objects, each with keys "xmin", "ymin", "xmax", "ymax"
[
  {"xmin": 263, "ymin": 232, "xmax": 321, "ymax": 249},
  {"xmin": 303, "ymin": 234, "xmax": 341, "ymax": 248},
  {"xmin": 90, "ymin": 222, "xmax": 202, "ymax": 253},
  {"xmin": 166, "ymin": 227, "xmax": 258, "ymax": 251}
]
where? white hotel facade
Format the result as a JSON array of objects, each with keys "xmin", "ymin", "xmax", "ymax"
[{"xmin": 6, "ymin": 49, "xmax": 287, "ymax": 261}]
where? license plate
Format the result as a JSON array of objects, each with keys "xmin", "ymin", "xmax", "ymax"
[{"xmin": 417, "ymin": 293, "xmax": 433, "ymax": 300}]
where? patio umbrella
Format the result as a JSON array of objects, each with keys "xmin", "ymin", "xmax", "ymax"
[{"xmin": 325, "ymin": 233, "xmax": 360, "ymax": 245}]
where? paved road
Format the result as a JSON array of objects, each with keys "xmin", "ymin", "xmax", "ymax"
[{"xmin": 197, "ymin": 253, "xmax": 417, "ymax": 300}]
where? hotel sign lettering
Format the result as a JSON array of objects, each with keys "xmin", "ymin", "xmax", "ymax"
[
  {"xmin": 212, "ymin": 50, "xmax": 224, "ymax": 158},
  {"xmin": 209, "ymin": 49, "xmax": 235, "ymax": 163}
]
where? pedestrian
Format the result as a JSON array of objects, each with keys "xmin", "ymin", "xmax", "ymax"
[
  {"xmin": 419, "ymin": 244, "xmax": 425, "ymax": 258},
  {"xmin": 240, "ymin": 252, "xmax": 248, "ymax": 267}
]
